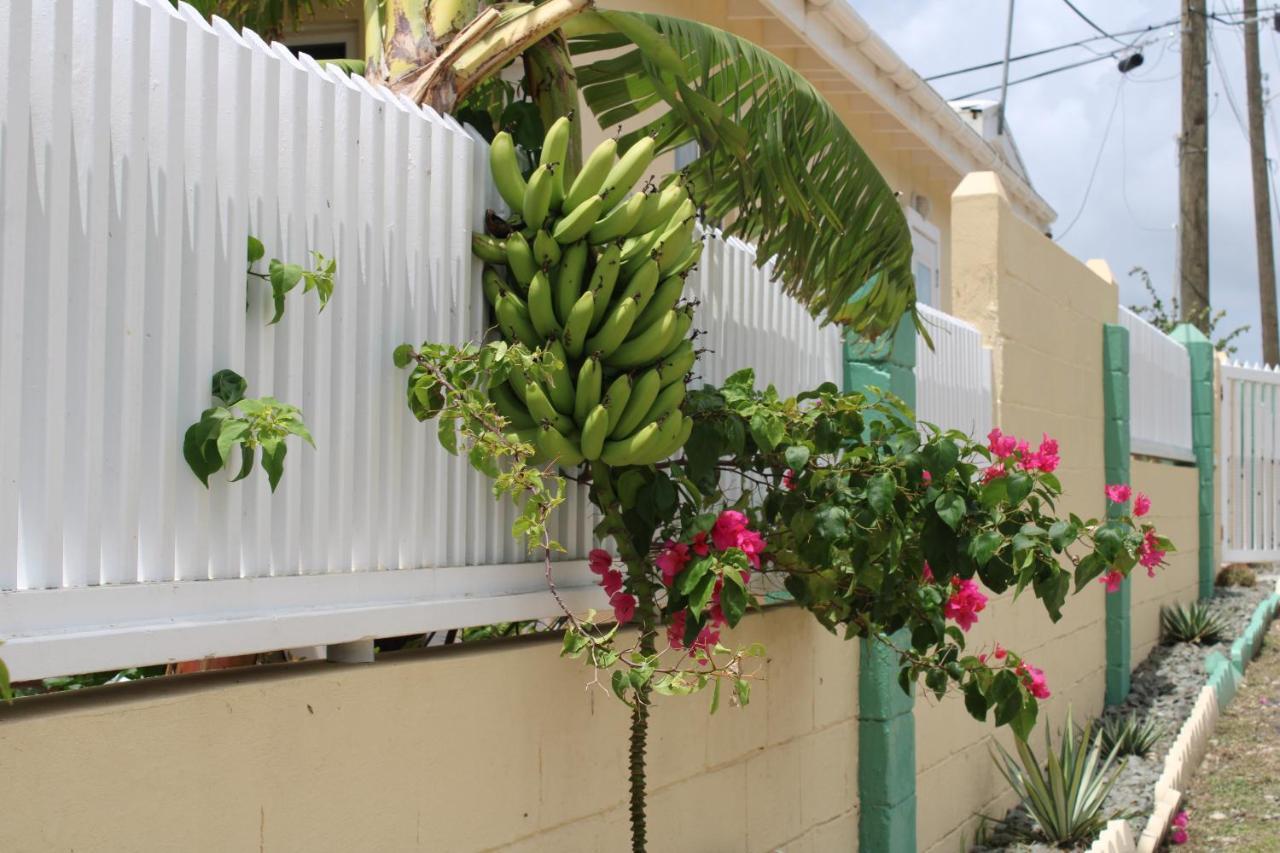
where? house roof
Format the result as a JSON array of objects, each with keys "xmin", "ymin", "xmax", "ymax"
[{"xmin": 743, "ymin": 0, "xmax": 1057, "ymax": 230}]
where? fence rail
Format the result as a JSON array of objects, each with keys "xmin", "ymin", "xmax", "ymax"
[
  {"xmin": 1117, "ymin": 307, "xmax": 1194, "ymax": 462},
  {"xmin": 914, "ymin": 303, "xmax": 994, "ymax": 440},
  {"xmin": 0, "ymin": 0, "xmax": 840, "ymax": 681},
  {"xmin": 1220, "ymin": 360, "xmax": 1280, "ymax": 563}
]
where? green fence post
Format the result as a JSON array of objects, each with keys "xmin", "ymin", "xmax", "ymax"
[
  {"xmin": 847, "ymin": 319, "xmax": 917, "ymax": 853},
  {"xmin": 1102, "ymin": 324, "xmax": 1131, "ymax": 705},
  {"xmin": 1170, "ymin": 324, "xmax": 1216, "ymax": 600}
]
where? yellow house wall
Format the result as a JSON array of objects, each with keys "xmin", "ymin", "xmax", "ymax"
[
  {"xmin": 0, "ymin": 607, "xmax": 858, "ymax": 853},
  {"xmin": 1130, "ymin": 460, "xmax": 1201, "ymax": 663}
]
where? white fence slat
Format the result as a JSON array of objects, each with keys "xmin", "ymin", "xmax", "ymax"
[
  {"xmin": 1117, "ymin": 306, "xmax": 1194, "ymax": 462},
  {"xmin": 1221, "ymin": 360, "xmax": 1280, "ymax": 562},
  {"xmin": 914, "ymin": 303, "xmax": 993, "ymax": 440}
]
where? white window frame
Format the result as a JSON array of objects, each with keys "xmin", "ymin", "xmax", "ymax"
[{"xmin": 907, "ymin": 206, "xmax": 941, "ymax": 308}]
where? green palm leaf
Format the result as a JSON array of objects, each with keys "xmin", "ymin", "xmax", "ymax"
[{"xmin": 563, "ymin": 11, "xmax": 916, "ymax": 338}]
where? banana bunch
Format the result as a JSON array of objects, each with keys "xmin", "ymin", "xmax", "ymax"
[{"xmin": 471, "ymin": 117, "xmax": 702, "ymax": 469}]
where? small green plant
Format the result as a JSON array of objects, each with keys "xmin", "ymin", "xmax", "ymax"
[
  {"xmin": 1128, "ymin": 266, "xmax": 1249, "ymax": 356},
  {"xmin": 1099, "ymin": 711, "xmax": 1165, "ymax": 757},
  {"xmin": 183, "ymin": 369, "xmax": 314, "ymax": 492},
  {"xmin": 1216, "ymin": 563, "xmax": 1258, "ymax": 588},
  {"xmin": 991, "ymin": 708, "xmax": 1125, "ymax": 846},
  {"xmin": 1161, "ymin": 602, "xmax": 1229, "ymax": 645},
  {"xmin": 0, "ymin": 643, "xmax": 11, "ymax": 704},
  {"xmin": 246, "ymin": 235, "xmax": 335, "ymax": 325}
]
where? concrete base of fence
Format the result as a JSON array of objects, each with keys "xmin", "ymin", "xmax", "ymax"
[{"xmin": 1133, "ymin": 578, "xmax": 1280, "ymax": 853}]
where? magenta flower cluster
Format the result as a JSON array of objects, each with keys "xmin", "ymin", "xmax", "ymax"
[{"xmin": 982, "ymin": 428, "xmax": 1060, "ymax": 482}]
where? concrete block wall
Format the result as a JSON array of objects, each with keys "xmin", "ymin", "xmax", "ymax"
[
  {"xmin": 1130, "ymin": 460, "xmax": 1201, "ymax": 663},
  {"xmin": 0, "ymin": 606, "xmax": 856, "ymax": 852}
]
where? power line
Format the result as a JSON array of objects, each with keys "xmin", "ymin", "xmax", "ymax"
[
  {"xmin": 1057, "ymin": 78, "xmax": 1125, "ymax": 239},
  {"xmin": 950, "ymin": 43, "xmax": 1153, "ymax": 100},
  {"xmin": 1060, "ymin": 0, "xmax": 1127, "ymax": 47}
]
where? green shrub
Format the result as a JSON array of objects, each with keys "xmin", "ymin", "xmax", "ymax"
[
  {"xmin": 1216, "ymin": 564, "xmax": 1257, "ymax": 588},
  {"xmin": 1099, "ymin": 712, "xmax": 1164, "ymax": 758},
  {"xmin": 991, "ymin": 708, "xmax": 1125, "ymax": 846},
  {"xmin": 1161, "ymin": 602, "xmax": 1229, "ymax": 645}
]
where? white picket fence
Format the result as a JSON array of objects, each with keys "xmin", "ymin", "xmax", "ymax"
[
  {"xmin": 0, "ymin": 0, "xmax": 843, "ymax": 681},
  {"xmin": 1117, "ymin": 307, "xmax": 1194, "ymax": 462},
  {"xmin": 914, "ymin": 303, "xmax": 994, "ymax": 439},
  {"xmin": 1220, "ymin": 360, "xmax": 1280, "ymax": 563}
]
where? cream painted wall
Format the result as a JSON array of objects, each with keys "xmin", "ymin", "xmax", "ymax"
[
  {"xmin": 0, "ymin": 607, "xmax": 857, "ymax": 853},
  {"xmin": 918, "ymin": 171, "xmax": 1121, "ymax": 853},
  {"xmin": 1130, "ymin": 460, "xmax": 1200, "ymax": 663}
]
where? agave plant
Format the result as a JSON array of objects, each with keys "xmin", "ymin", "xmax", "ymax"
[
  {"xmin": 1161, "ymin": 602, "xmax": 1229, "ymax": 645},
  {"xmin": 1099, "ymin": 711, "xmax": 1164, "ymax": 758},
  {"xmin": 991, "ymin": 708, "xmax": 1125, "ymax": 846}
]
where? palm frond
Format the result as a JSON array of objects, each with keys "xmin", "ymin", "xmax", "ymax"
[{"xmin": 563, "ymin": 12, "xmax": 916, "ymax": 338}]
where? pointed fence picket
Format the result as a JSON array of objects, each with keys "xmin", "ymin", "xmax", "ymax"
[
  {"xmin": 914, "ymin": 302, "xmax": 994, "ymax": 440},
  {"xmin": 0, "ymin": 0, "xmax": 841, "ymax": 681},
  {"xmin": 1220, "ymin": 360, "xmax": 1280, "ymax": 562}
]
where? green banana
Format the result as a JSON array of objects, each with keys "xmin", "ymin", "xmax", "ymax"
[
  {"xmin": 599, "ymin": 136, "xmax": 656, "ymax": 207},
  {"xmin": 606, "ymin": 310, "xmax": 678, "ymax": 370},
  {"xmin": 587, "ymin": 244, "xmax": 623, "ymax": 331},
  {"xmin": 553, "ymin": 194, "xmax": 605, "ymax": 245},
  {"xmin": 631, "ymin": 182, "xmax": 687, "ymax": 236},
  {"xmin": 527, "ymin": 270, "xmax": 562, "ymax": 340},
  {"xmin": 630, "ymin": 274, "xmax": 685, "ymax": 335},
  {"xmin": 612, "ymin": 368, "xmax": 661, "ymax": 438},
  {"xmin": 588, "ymin": 192, "xmax": 645, "ymax": 244},
  {"xmin": 657, "ymin": 339, "xmax": 696, "ymax": 387},
  {"xmin": 601, "ymin": 412, "xmax": 676, "ymax": 467},
  {"xmin": 540, "ymin": 115, "xmax": 571, "ymax": 208},
  {"xmin": 563, "ymin": 290, "xmax": 595, "ymax": 360},
  {"xmin": 533, "ymin": 229, "xmax": 561, "ymax": 269},
  {"xmin": 564, "ymin": 137, "xmax": 617, "ymax": 212},
  {"xmin": 641, "ymin": 380, "xmax": 685, "ymax": 425},
  {"xmin": 639, "ymin": 412, "xmax": 690, "ymax": 464},
  {"xmin": 602, "ymin": 373, "xmax": 632, "ymax": 434},
  {"xmin": 525, "ymin": 380, "xmax": 575, "ymax": 435},
  {"xmin": 490, "ymin": 383, "xmax": 535, "ymax": 430},
  {"xmin": 507, "ymin": 359, "xmax": 530, "ymax": 403},
  {"xmin": 523, "ymin": 164, "xmax": 555, "ymax": 232},
  {"xmin": 665, "ymin": 240, "xmax": 704, "ymax": 278},
  {"xmin": 472, "ymin": 232, "xmax": 507, "ymax": 265},
  {"xmin": 555, "ymin": 240, "xmax": 590, "ymax": 324},
  {"xmin": 537, "ymin": 423, "xmax": 585, "ymax": 467},
  {"xmin": 655, "ymin": 217, "xmax": 696, "ymax": 275},
  {"xmin": 580, "ymin": 404, "xmax": 610, "ymax": 461},
  {"xmin": 482, "ymin": 267, "xmax": 507, "ymax": 308},
  {"xmin": 505, "ymin": 232, "xmax": 538, "ymax": 288},
  {"xmin": 584, "ymin": 296, "xmax": 640, "ymax": 358},
  {"xmin": 495, "ymin": 292, "xmax": 540, "ymax": 349},
  {"xmin": 489, "ymin": 131, "xmax": 526, "ymax": 214},
  {"xmin": 544, "ymin": 340, "xmax": 576, "ymax": 415},
  {"xmin": 659, "ymin": 308, "xmax": 694, "ymax": 359},
  {"xmin": 620, "ymin": 259, "xmax": 661, "ymax": 313},
  {"xmin": 573, "ymin": 355, "xmax": 602, "ymax": 426}
]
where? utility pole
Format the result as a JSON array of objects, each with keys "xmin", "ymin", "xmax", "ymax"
[
  {"xmin": 1180, "ymin": 0, "xmax": 1211, "ymax": 327},
  {"xmin": 997, "ymin": 0, "xmax": 1016, "ymax": 135},
  {"xmin": 1244, "ymin": 0, "xmax": 1279, "ymax": 364}
]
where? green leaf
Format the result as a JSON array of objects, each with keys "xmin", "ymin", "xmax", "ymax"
[
  {"xmin": 748, "ymin": 411, "xmax": 785, "ymax": 451},
  {"xmin": 247, "ymin": 235, "xmax": 264, "ymax": 265},
  {"xmin": 1073, "ymin": 553, "xmax": 1108, "ymax": 591},
  {"xmin": 709, "ymin": 677, "xmax": 722, "ymax": 715},
  {"xmin": 260, "ymin": 438, "xmax": 287, "ymax": 492},
  {"xmin": 1006, "ymin": 472, "xmax": 1033, "ymax": 505},
  {"xmin": 215, "ymin": 418, "xmax": 250, "ymax": 466},
  {"xmin": 182, "ymin": 415, "xmax": 222, "ymax": 487},
  {"xmin": 922, "ymin": 439, "xmax": 960, "ymax": 477},
  {"xmin": 867, "ymin": 473, "xmax": 896, "ymax": 516},
  {"xmin": 592, "ymin": 9, "xmax": 690, "ymax": 78},
  {"xmin": 1048, "ymin": 519, "xmax": 1074, "ymax": 550},
  {"xmin": 734, "ymin": 677, "xmax": 751, "ymax": 706},
  {"xmin": 438, "ymin": 417, "xmax": 459, "ymax": 455},
  {"xmin": 268, "ymin": 260, "xmax": 304, "ymax": 324},
  {"xmin": 677, "ymin": 556, "xmax": 713, "ymax": 595},
  {"xmin": 1009, "ymin": 697, "xmax": 1038, "ymax": 741},
  {"xmin": 231, "ymin": 445, "xmax": 255, "ymax": 482},
  {"xmin": 963, "ymin": 679, "xmax": 988, "ymax": 722},
  {"xmin": 611, "ymin": 669, "xmax": 634, "ymax": 707},
  {"xmin": 720, "ymin": 580, "xmax": 748, "ymax": 627},
  {"xmin": 469, "ymin": 445, "xmax": 500, "ymax": 479},
  {"xmin": 688, "ymin": 571, "xmax": 717, "ymax": 615},
  {"xmin": 934, "ymin": 492, "xmax": 965, "ymax": 530},
  {"xmin": 211, "ymin": 369, "xmax": 247, "ymax": 407},
  {"xmin": 784, "ymin": 445, "xmax": 810, "ymax": 471},
  {"xmin": 0, "ymin": 655, "xmax": 10, "ymax": 704},
  {"xmin": 393, "ymin": 344, "xmax": 415, "ymax": 369}
]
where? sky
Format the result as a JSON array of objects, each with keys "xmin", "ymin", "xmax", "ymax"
[{"xmin": 856, "ymin": 0, "xmax": 1279, "ymax": 363}]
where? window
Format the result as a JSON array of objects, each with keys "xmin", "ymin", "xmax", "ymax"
[
  {"xmin": 283, "ymin": 24, "xmax": 359, "ymax": 62},
  {"xmin": 906, "ymin": 206, "xmax": 941, "ymax": 308}
]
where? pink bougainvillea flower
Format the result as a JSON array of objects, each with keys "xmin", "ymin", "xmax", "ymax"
[
  {"xmin": 987, "ymin": 428, "xmax": 1019, "ymax": 459},
  {"xmin": 601, "ymin": 569, "xmax": 624, "ymax": 598},
  {"xmin": 588, "ymin": 548, "xmax": 612, "ymax": 575},
  {"xmin": 783, "ymin": 469, "xmax": 797, "ymax": 490},
  {"xmin": 944, "ymin": 578, "xmax": 989, "ymax": 632},
  {"xmin": 610, "ymin": 593, "xmax": 636, "ymax": 625},
  {"xmin": 1105, "ymin": 483, "xmax": 1132, "ymax": 503},
  {"xmin": 691, "ymin": 531, "xmax": 710, "ymax": 557},
  {"xmin": 921, "ymin": 561, "xmax": 935, "ymax": 583},
  {"xmin": 1172, "ymin": 811, "xmax": 1189, "ymax": 829},
  {"xmin": 655, "ymin": 541, "xmax": 691, "ymax": 588},
  {"xmin": 667, "ymin": 610, "xmax": 687, "ymax": 649},
  {"xmin": 994, "ymin": 643, "xmax": 1007, "ymax": 660},
  {"xmin": 922, "ymin": 470, "xmax": 933, "ymax": 484},
  {"xmin": 1020, "ymin": 434, "xmax": 1061, "ymax": 473},
  {"xmin": 981, "ymin": 465, "xmax": 1007, "ymax": 484},
  {"xmin": 1138, "ymin": 529, "xmax": 1166, "ymax": 571},
  {"xmin": 1099, "ymin": 570, "xmax": 1125, "ymax": 593},
  {"xmin": 1134, "ymin": 492, "xmax": 1151, "ymax": 517},
  {"xmin": 1170, "ymin": 828, "xmax": 1188, "ymax": 845},
  {"xmin": 693, "ymin": 626, "xmax": 721, "ymax": 654},
  {"xmin": 711, "ymin": 510, "xmax": 750, "ymax": 551},
  {"xmin": 1019, "ymin": 662, "xmax": 1051, "ymax": 699},
  {"xmin": 736, "ymin": 528, "xmax": 767, "ymax": 569}
]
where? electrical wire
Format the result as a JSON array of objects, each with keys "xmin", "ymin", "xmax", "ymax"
[
  {"xmin": 1059, "ymin": 0, "xmax": 1128, "ymax": 47},
  {"xmin": 950, "ymin": 39, "xmax": 1156, "ymax": 100},
  {"xmin": 1056, "ymin": 78, "xmax": 1125, "ymax": 240}
]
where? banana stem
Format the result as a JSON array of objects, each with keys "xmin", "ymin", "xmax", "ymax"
[{"xmin": 523, "ymin": 30, "xmax": 583, "ymax": 183}]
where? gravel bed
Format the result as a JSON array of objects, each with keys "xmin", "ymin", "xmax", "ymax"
[{"xmin": 973, "ymin": 576, "xmax": 1276, "ymax": 852}]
